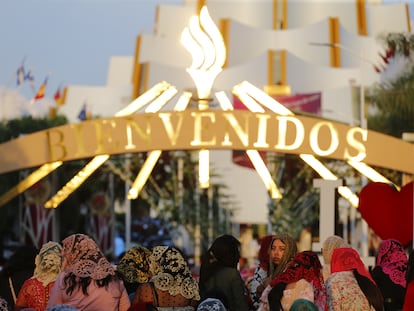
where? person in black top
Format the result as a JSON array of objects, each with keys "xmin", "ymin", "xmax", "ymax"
[{"xmin": 199, "ymin": 234, "xmax": 250, "ymax": 311}]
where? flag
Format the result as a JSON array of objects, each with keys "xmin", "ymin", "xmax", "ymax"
[
  {"xmin": 25, "ymin": 69, "xmax": 35, "ymax": 90},
  {"xmin": 54, "ymin": 86, "xmax": 67, "ymax": 106},
  {"xmin": 16, "ymin": 64, "xmax": 25, "ymax": 86},
  {"xmin": 33, "ymin": 77, "xmax": 48, "ymax": 101},
  {"xmin": 25, "ymin": 69, "xmax": 34, "ymax": 82},
  {"xmin": 78, "ymin": 103, "xmax": 87, "ymax": 121}
]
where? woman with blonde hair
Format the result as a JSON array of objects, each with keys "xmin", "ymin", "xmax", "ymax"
[
  {"xmin": 267, "ymin": 251, "xmax": 327, "ymax": 311},
  {"xmin": 258, "ymin": 233, "xmax": 298, "ymax": 311}
]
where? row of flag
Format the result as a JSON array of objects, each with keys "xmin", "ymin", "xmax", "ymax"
[
  {"xmin": 16, "ymin": 60, "xmax": 91, "ymax": 121},
  {"xmin": 16, "ymin": 61, "xmax": 66, "ymax": 106}
]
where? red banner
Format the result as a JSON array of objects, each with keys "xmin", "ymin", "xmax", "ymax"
[
  {"xmin": 22, "ymin": 180, "xmax": 54, "ymax": 248},
  {"xmin": 87, "ymin": 192, "xmax": 113, "ymax": 256}
]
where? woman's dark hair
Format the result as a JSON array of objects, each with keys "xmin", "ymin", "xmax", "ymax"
[
  {"xmin": 267, "ymin": 282, "xmax": 286, "ymax": 311},
  {"xmin": 354, "ymin": 270, "xmax": 384, "ymax": 311},
  {"xmin": 209, "ymin": 234, "xmax": 240, "ymax": 268},
  {"xmin": 0, "ymin": 245, "xmax": 38, "ymax": 277},
  {"xmin": 63, "ymin": 272, "xmax": 118, "ymax": 296}
]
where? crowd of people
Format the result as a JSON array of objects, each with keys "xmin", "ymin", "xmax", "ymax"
[{"xmin": 0, "ymin": 232, "xmax": 413, "ymax": 311}]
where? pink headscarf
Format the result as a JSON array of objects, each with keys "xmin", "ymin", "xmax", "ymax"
[
  {"xmin": 331, "ymin": 247, "xmax": 375, "ymax": 284},
  {"xmin": 62, "ymin": 233, "xmax": 115, "ymax": 280},
  {"xmin": 376, "ymin": 239, "xmax": 408, "ymax": 287}
]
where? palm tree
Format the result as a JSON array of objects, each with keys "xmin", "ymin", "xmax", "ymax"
[
  {"xmin": 364, "ymin": 32, "xmax": 414, "ymax": 184},
  {"xmin": 368, "ymin": 32, "xmax": 414, "ymax": 138}
]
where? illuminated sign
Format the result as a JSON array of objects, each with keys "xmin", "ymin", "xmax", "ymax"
[{"xmin": 0, "ymin": 110, "xmax": 412, "ymax": 175}]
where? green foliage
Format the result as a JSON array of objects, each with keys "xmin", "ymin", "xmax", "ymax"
[
  {"xmin": 379, "ymin": 32, "xmax": 414, "ymax": 58},
  {"xmin": 367, "ymin": 68, "xmax": 414, "ymax": 138},
  {"xmin": 0, "ymin": 115, "xmax": 68, "ymax": 141},
  {"xmin": 369, "ymin": 32, "xmax": 414, "ymax": 138},
  {"xmin": 0, "ymin": 115, "xmax": 69, "ymax": 240},
  {"xmin": 269, "ymin": 154, "xmax": 320, "ymax": 239}
]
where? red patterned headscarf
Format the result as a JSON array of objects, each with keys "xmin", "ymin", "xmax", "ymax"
[
  {"xmin": 62, "ymin": 233, "xmax": 115, "ymax": 280},
  {"xmin": 331, "ymin": 247, "xmax": 375, "ymax": 284},
  {"xmin": 376, "ymin": 239, "xmax": 408, "ymax": 287},
  {"xmin": 270, "ymin": 251, "xmax": 327, "ymax": 310}
]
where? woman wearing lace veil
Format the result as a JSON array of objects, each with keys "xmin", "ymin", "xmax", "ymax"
[
  {"xmin": 14, "ymin": 241, "xmax": 62, "ymax": 311},
  {"xmin": 117, "ymin": 245, "xmax": 152, "ymax": 301},
  {"xmin": 370, "ymin": 239, "xmax": 407, "ymax": 311},
  {"xmin": 47, "ymin": 233, "xmax": 130, "ymax": 311},
  {"xmin": 130, "ymin": 246, "xmax": 200, "ymax": 310}
]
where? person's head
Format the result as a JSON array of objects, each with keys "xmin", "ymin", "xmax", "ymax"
[
  {"xmin": 331, "ymin": 247, "xmax": 372, "ymax": 280},
  {"xmin": 375, "ymin": 238, "xmax": 407, "ymax": 287},
  {"xmin": 61, "ymin": 233, "xmax": 115, "ymax": 295},
  {"xmin": 321, "ymin": 235, "xmax": 348, "ymax": 265},
  {"xmin": 117, "ymin": 245, "xmax": 151, "ymax": 284},
  {"xmin": 150, "ymin": 246, "xmax": 200, "ymax": 301},
  {"xmin": 289, "ymin": 299, "xmax": 318, "ymax": 311},
  {"xmin": 331, "ymin": 247, "xmax": 383, "ymax": 311},
  {"xmin": 197, "ymin": 298, "xmax": 227, "ymax": 311},
  {"xmin": 33, "ymin": 241, "xmax": 62, "ymax": 285},
  {"xmin": 209, "ymin": 234, "xmax": 241, "ymax": 268},
  {"xmin": 269, "ymin": 232, "xmax": 297, "ymax": 279},
  {"xmin": 1, "ymin": 245, "xmax": 38, "ymax": 277}
]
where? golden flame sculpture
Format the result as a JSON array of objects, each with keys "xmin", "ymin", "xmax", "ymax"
[
  {"xmin": 181, "ymin": 6, "xmax": 226, "ymax": 102},
  {"xmin": 181, "ymin": 6, "xmax": 226, "ymax": 188}
]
